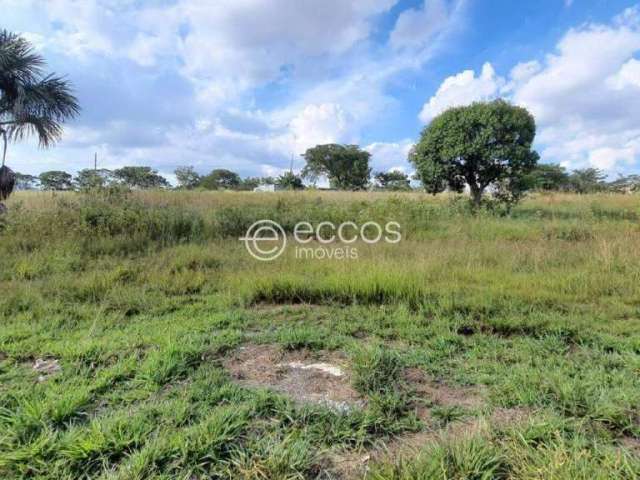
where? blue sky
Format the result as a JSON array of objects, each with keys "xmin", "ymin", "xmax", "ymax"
[{"xmin": 2, "ymin": 0, "xmax": 640, "ymax": 182}]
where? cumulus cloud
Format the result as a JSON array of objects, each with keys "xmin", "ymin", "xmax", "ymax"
[
  {"xmin": 289, "ymin": 104, "xmax": 356, "ymax": 153},
  {"xmin": 365, "ymin": 141, "xmax": 415, "ymax": 173},
  {"xmin": 390, "ymin": 0, "xmax": 450, "ymax": 50},
  {"xmin": 418, "ymin": 6, "xmax": 640, "ymax": 173},
  {"xmin": 418, "ymin": 63, "xmax": 504, "ymax": 122},
  {"xmin": 1, "ymin": 0, "xmax": 465, "ymax": 178},
  {"xmin": 607, "ymin": 58, "xmax": 640, "ymax": 90}
]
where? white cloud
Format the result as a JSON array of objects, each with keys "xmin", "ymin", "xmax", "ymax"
[
  {"xmin": 607, "ymin": 58, "xmax": 640, "ymax": 89},
  {"xmin": 130, "ymin": 0, "xmax": 402, "ymax": 105},
  {"xmin": 289, "ymin": 104, "xmax": 356, "ymax": 153},
  {"xmin": 508, "ymin": 61, "xmax": 542, "ymax": 85},
  {"xmin": 390, "ymin": 0, "xmax": 450, "ymax": 50},
  {"xmin": 2, "ymin": 0, "xmax": 467, "ymax": 179},
  {"xmin": 418, "ymin": 7, "xmax": 640, "ymax": 173},
  {"xmin": 365, "ymin": 140, "xmax": 414, "ymax": 173},
  {"xmin": 418, "ymin": 62, "xmax": 503, "ymax": 122}
]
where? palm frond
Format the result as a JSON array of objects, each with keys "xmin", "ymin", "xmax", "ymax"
[
  {"xmin": 0, "ymin": 30, "xmax": 44, "ymax": 86},
  {"xmin": 6, "ymin": 114, "xmax": 63, "ymax": 148},
  {"xmin": 14, "ymin": 75, "xmax": 81, "ymax": 121},
  {"xmin": 0, "ymin": 30, "xmax": 79, "ymax": 200}
]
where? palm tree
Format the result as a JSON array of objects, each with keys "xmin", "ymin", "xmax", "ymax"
[{"xmin": 0, "ymin": 30, "xmax": 80, "ymax": 201}]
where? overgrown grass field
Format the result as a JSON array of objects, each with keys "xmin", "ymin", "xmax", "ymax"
[{"xmin": 1, "ymin": 190, "xmax": 639, "ymax": 479}]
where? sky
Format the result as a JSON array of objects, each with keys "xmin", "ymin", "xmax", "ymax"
[{"xmin": 2, "ymin": 0, "xmax": 640, "ymax": 183}]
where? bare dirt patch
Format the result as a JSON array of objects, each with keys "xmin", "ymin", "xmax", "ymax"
[
  {"xmin": 404, "ymin": 367, "xmax": 485, "ymax": 414},
  {"xmin": 32, "ymin": 357, "xmax": 62, "ymax": 382},
  {"xmin": 621, "ymin": 436, "xmax": 640, "ymax": 456},
  {"xmin": 223, "ymin": 344, "xmax": 363, "ymax": 411}
]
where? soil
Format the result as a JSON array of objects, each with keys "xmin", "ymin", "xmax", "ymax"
[
  {"xmin": 223, "ymin": 344, "xmax": 363, "ymax": 412},
  {"xmin": 223, "ymin": 343, "xmax": 533, "ymax": 479},
  {"xmin": 404, "ymin": 367, "xmax": 485, "ymax": 415},
  {"xmin": 621, "ymin": 436, "xmax": 640, "ymax": 456}
]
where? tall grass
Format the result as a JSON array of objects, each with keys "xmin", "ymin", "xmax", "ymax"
[{"xmin": 1, "ymin": 190, "xmax": 639, "ymax": 478}]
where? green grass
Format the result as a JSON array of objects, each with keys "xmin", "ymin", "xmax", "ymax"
[{"xmin": 0, "ymin": 190, "xmax": 639, "ymax": 478}]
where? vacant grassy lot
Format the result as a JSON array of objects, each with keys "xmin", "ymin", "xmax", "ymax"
[{"xmin": 1, "ymin": 190, "xmax": 639, "ymax": 479}]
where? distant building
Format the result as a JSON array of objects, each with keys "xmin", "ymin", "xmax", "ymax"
[{"xmin": 253, "ymin": 183, "xmax": 279, "ymax": 192}]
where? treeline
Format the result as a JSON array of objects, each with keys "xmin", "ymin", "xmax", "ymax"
[
  {"xmin": 12, "ymin": 167, "xmax": 305, "ymax": 192},
  {"xmin": 11, "ymin": 156, "xmax": 640, "ymax": 195},
  {"xmin": 523, "ymin": 164, "xmax": 640, "ymax": 194}
]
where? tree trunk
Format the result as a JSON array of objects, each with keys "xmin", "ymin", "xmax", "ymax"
[{"xmin": 469, "ymin": 184, "xmax": 482, "ymax": 210}]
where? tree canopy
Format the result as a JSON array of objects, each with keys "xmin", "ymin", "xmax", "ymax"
[
  {"xmin": 524, "ymin": 163, "xmax": 570, "ymax": 191},
  {"xmin": 113, "ymin": 166, "xmax": 169, "ymax": 189},
  {"xmin": 567, "ymin": 168, "xmax": 607, "ymax": 194},
  {"xmin": 200, "ymin": 169, "xmax": 242, "ymax": 190},
  {"xmin": 75, "ymin": 169, "xmax": 113, "ymax": 190},
  {"xmin": 374, "ymin": 171, "xmax": 411, "ymax": 191},
  {"xmin": 302, "ymin": 144, "xmax": 371, "ymax": 190},
  {"xmin": 39, "ymin": 170, "xmax": 73, "ymax": 191},
  {"xmin": 14, "ymin": 172, "xmax": 38, "ymax": 190},
  {"xmin": 277, "ymin": 171, "xmax": 304, "ymax": 190},
  {"xmin": 174, "ymin": 166, "xmax": 201, "ymax": 190},
  {"xmin": 411, "ymin": 99, "xmax": 539, "ymax": 208}
]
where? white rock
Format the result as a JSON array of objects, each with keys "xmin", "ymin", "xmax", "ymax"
[{"xmin": 279, "ymin": 361, "xmax": 344, "ymax": 377}]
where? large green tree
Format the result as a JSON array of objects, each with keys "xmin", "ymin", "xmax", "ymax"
[
  {"xmin": 302, "ymin": 144, "xmax": 371, "ymax": 190},
  {"xmin": 567, "ymin": 168, "xmax": 607, "ymax": 194},
  {"xmin": 200, "ymin": 169, "xmax": 241, "ymax": 190},
  {"xmin": 374, "ymin": 170, "xmax": 411, "ymax": 191},
  {"xmin": 276, "ymin": 171, "xmax": 304, "ymax": 190},
  {"xmin": 524, "ymin": 163, "xmax": 570, "ymax": 191},
  {"xmin": 0, "ymin": 30, "xmax": 79, "ymax": 201},
  {"xmin": 74, "ymin": 168, "xmax": 113, "ymax": 190},
  {"xmin": 113, "ymin": 166, "xmax": 169, "ymax": 189},
  {"xmin": 39, "ymin": 170, "xmax": 73, "ymax": 191},
  {"xmin": 14, "ymin": 172, "xmax": 38, "ymax": 190},
  {"xmin": 411, "ymin": 99, "xmax": 539, "ymax": 208},
  {"xmin": 174, "ymin": 166, "xmax": 201, "ymax": 190}
]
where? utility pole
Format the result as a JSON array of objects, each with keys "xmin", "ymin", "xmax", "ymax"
[{"xmin": 94, "ymin": 152, "xmax": 97, "ymax": 172}]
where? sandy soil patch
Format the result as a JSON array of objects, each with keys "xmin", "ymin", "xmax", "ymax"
[{"xmin": 223, "ymin": 344, "xmax": 363, "ymax": 412}]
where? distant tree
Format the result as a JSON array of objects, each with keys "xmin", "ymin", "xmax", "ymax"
[
  {"xmin": 374, "ymin": 171, "xmax": 411, "ymax": 191},
  {"xmin": 14, "ymin": 172, "xmax": 39, "ymax": 190},
  {"xmin": 607, "ymin": 174, "xmax": 640, "ymax": 193},
  {"xmin": 174, "ymin": 166, "xmax": 201, "ymax": 190},
  {"xmin": 200, "ymin": 169, "xmax": 241, "ymax": 190},
  {"xmin": 239, "ymin": 176, "xmax": 277, "ymax": 191},
  {"xmin": 567, "ymin": 168, "xmax": 607, "ymax": 194},
  {"xmin": 410, "ymin": 99, "xmax": 539, "ymax": 209},
  {"xmin": 0, "ymin": 30, "xmax": 79, "ymax": 202},
  {"xmin": 75, "ymin": 168, "xmax": 113, "ymax": 190},
  {"xmin": 113, "ymin": 166, "xmax": 169, "ymax": 189},
  {"xmin": 240, "ymin": 177, "xmax": 260, "ymax": 191},
  {"xmin": 302, "ymin": 144, "xmax": 371, "ymax": 190},
  {"xmin": 39, "ymin": 170, "xmax": 73, "ymax": 191},
  {"xmin": 277, "ymin": 171, "xmax": 304, "ymax": 190},
  {"xmin": 524, "ymin": 163, "xmax": 570, "ymax": 191}
]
